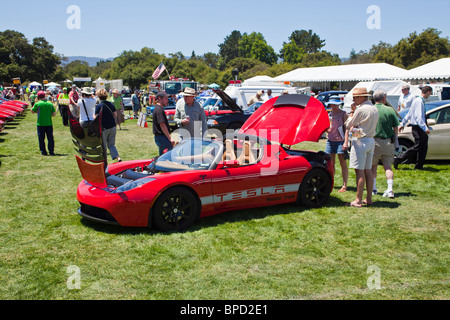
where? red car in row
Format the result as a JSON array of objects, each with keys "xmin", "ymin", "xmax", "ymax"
[
  {"xmin": 74, "ymin": 94, "xmax": 333, "ymax": 232},
  {"xmin": 0, "ymin": 98, "xmax": 28, "ymax": 123}
]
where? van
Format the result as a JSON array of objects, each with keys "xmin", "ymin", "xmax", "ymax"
[{"xmin": 224, "ymin": 83, "xmax": 297, "ymax": 109}]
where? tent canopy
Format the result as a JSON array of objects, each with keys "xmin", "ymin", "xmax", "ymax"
[
  {"xmin": 404, "ymin": 58, "xmax": 450, "ymax": 80},
  {"xmin": 273, "ymin": 63, "xmax": 409, "ymax": 83}
]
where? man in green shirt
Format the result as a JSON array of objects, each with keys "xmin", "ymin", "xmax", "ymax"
[
  {"xmin": 371, "ymin": 90, "xmax": 400, "ymax": 198},
  {"xmin": 31, "ymin": 91, "xmax": 57, "ymax": 156}
]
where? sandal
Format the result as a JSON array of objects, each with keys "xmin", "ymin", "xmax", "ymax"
[{"xmin": 345, "ymin": 201, "xmax": 362, "ymax": 208}]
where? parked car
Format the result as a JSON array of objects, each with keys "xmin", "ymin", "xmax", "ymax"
[
  {"xmin": 397, "ymin": 101, "xmax": 450, "ymax": 160},
  {"xmin": 316, "ymin": 91, "xmax": 347, "ymax": 108},
  {"xmin": 243, "ymin": 102, "xmax": 264, "ymax": 115},
  {"xmin": 121, "ymin": 92, "xmax": 132, "ymax": 110},
  {"xmin": 74, "ymin": 94, "xmax": 332, "ymax": 232}
]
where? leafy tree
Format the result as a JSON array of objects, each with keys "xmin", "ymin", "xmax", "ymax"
[
  {"xmin": 280, "ymin": 41, "xmax": 305, "ymax": 64},
  {"xmin": 239, "ymin": 32, "xmax": 277, "ymax": 65},
  {"xmin": 394, "ymin": 28, "xmax": 449, "ymax": 69},
  {"xmin": 288, "ymin": 30, "xmax": 325, "ymax": 54},
  {"xmin": 218, "ymin": 30, "xmax": 242, "ymax": 65}
]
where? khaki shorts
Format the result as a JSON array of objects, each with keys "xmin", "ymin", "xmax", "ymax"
[
  {"xmin": 349, "ymin": 137, "xmax": 375, "ymax": 170},
  {"xmin": 373, "ymin": 137, "xmax": 395, "ymax": 167}
]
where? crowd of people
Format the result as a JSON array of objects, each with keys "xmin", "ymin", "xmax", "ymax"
[
  {"xmin": 12, "ymin": 81, "xmax": 433, "ymax": 208},
  {"xmin": 326, "ymin": 85, "xmax": 432, "ymax": 207}
]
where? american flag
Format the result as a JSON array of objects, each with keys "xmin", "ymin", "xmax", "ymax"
[{"xmin": 152, "ymin": 62, "xmax": 166, "ymax": 79}]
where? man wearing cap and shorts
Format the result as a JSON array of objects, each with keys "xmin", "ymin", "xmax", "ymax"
[
  {"xmin": 398, "ymin": 84, "xmax": 415, "ymax": 112},
  {"xmin": 31, "ymin": 91, "xmax": 57, "ymax": 156},
  {"xmin": 174, "ymin": 87, "xmax": 207, "ymax": 141},
  {"xmin": 343, "ymin": 87, "xmax": 379, "ymax": 207},
  {"xmin": 153, "ymin": 92, "xmax": 175, "ymax": 155},
  {"xmin": 371, "ymin": 90, "xmax": 400, "ymax": 199}
]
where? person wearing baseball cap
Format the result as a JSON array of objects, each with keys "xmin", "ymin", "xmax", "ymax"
[
  {"xmin": 153, "ymin": 91, "xmax": 175, "ymax": 155},
  {"xmin": 31, "ymin": 91, "xmax": 57, "ymax": 156}
]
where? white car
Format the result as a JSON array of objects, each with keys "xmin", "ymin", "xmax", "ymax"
[{"xmin": 397, "ymin": 101, "xmax": 450, "ymax": 160}]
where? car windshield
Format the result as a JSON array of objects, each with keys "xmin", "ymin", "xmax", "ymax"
[
  {"xmin": 203, "ymin": 98, "xmax": 219, "ymax": 109},
  {"xmin": 122, "ymin": 93, "xmax": 131, "ymax": 98},
  {"xmin": 244, "ymin": 102, "xmax": 263, "ymax": 114},
  {"xmin": 155, "ymin": 139, "xmax": 222, "ymax": 171}
]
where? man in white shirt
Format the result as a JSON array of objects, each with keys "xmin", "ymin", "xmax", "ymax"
[
  {"xmin": 394, "ymin": 86, "xmax": 432, "ymax": 170},
  {"xmin": 263, "ymin": 89, "xmax": 273, "ymax": 101},
  {"xmin": 397, "ymin": 84, "xmax": 415, "ymax": 112},
  {"xmin": 77, "ymin": 87, "xmax": 97, "ymax": 128}
]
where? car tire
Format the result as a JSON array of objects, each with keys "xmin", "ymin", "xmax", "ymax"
[
  {"xmin": 395, "ymin": 139, "xmax": 413, "ymax": 157},
  {"xmin": 298, "ymin": 168, "xmax": 331, "ymax": 208},
  {"xmin": 151, "ymin": 187, "xmax": 199, "ymax": 232}
]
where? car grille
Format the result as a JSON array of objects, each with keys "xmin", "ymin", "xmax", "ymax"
[{"xmin": 79, "ymin": 203, "xmax": 119, "ymax": 225}]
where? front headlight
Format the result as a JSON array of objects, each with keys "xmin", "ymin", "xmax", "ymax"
[
  {"xmin": 207, "ymin": 119, "xmax": 218, "ymax": 125},
  {"xmin": 168, "ymin": 115, "xmax": 174, "ymax": 120},
  {"xmin": 112, "ymin": 177, "xmax": 156, "ymax": 193}
]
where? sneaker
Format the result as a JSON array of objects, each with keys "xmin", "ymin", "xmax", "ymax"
[
  {"xmin": 383, "ymin": 190, "xmax": 395, "ymax": 199},
  {"xmin": 372, "ymin": 189, "xmax": 378, "ymax": 196}
]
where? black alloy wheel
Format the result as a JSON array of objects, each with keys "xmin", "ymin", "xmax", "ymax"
[
  {"xmin": 299, "ymin": 169, "xmax": 331, "ymax": 208},
  {"xmin": 152, "ymin": 187, "xmax": 199, "ymax": 232}
]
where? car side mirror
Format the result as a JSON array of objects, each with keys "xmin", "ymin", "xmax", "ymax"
[
  {"xmin": 217, "ymin": 160, "xmax": 240, "ymax": 169},
  {"xmin": 427, "ymin": 119, "xmax": 436, "ymax": 126}
]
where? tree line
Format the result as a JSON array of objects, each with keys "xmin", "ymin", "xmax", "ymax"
[{"xmin": 1, "ymin": 28, "xmax": 449, "ymax": 90}]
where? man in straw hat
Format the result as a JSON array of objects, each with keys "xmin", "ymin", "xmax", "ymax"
[
  {"xmin": 174, "ymin": 87, "xmax": 207, "ymax": 140},
  {"xmin": 343, "ymin": 87, "xmax": 379, "ymax": 207}
]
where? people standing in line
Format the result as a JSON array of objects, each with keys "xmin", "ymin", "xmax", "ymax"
[
  {"xmin": 371, "ymin": 90, "xmax": 400, "ymax": 199},
  {"xmin": 94, "ymin": 89, "xmax": 121, "ymax": 163},
  {"xmin": 77, "ymin": 87, "xmax": 97, "ymax": 128},
  {"xmin": 397, "ymin": 84, "xmax": 415, "ymax": 112},
  {"xmin": 153, "ymin": 92, "xmax": 175, "ymax": 155},
  {"xmin": 110, "ymin": 89, "xmax": 125, "ymax": 130},
  {"xmin": 131, "ymin": 90, "xmax": 141, "ymax": 118},
  {"xmin": 69, "ymin": 85, "xmax": 80, "ymax": 120},
  {"xmin": 174, "ymin": 87, "xmax": 207, "ymax": 141},
  {"xmin": 31, "ymin": 91, "xmax": 56, "ymax": 156},
  {"xmin": 57, "ymin": 87, "xmax": 70, "ymax": 126},
  {"xmin": 325, "ymin": 97, "xmax": 349, "ymax": 193},
  {"xmin": 343, "ymin": 87, "xmax": 379, "ymax": 207},
  {"xmin": 394, "ymin": 86, "xmax": 432, "ymax": 170}
]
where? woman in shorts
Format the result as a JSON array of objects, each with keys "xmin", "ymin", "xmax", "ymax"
[{"xmin": 325, "ymin": 98, "xmax": 349, "ymax": 193}]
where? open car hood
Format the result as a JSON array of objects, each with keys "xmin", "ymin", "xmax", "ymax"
[
  {"xmin": 212, "ymin": 89, "xmax": 243, "ymax": 112},
  {"xmin": 239, "ymin": 94, "xmax": 330, "ymax": 145}
]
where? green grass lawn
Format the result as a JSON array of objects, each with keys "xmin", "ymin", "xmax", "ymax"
[{"xmin": 0, "ymin": 104, "xmax": 449, "ymax": 300}]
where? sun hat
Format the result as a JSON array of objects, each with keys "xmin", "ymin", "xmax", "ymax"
[
  {"xmin": 326, "ymin": 97, "xmax": 343, "ymax": 106},
  {"xmin": 352, "ymin": 87, "xmax": 372, "ymax": 97},
  {"xmin": 81, "ymin": 87, "xmax": 93, "ymax": 95},
  {"xmin": 182, "ymin": 87, "xmax": 197, "ymax": 97},
  {"xmin": 112, "ymin": 89, "xmax": 120, "ymax": 94}
]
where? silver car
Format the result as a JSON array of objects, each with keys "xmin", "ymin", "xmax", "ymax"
[{"xmin": 398, "ymin": 101, "xmax": 450, "ymax": 160}]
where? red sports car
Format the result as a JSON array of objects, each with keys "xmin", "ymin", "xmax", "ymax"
[{"xmin": 75, "ymin": 94, "xmax": 333, "ymax": 231}]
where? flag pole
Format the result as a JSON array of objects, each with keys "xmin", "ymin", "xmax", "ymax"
[{"xmin": 163, "ymin": 61, "xmax": 171, "ymax": 80}]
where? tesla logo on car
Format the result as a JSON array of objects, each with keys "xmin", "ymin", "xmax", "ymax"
[{"xmin": 213, "ymin": 184, "xmax": 298, "ymax": 203}]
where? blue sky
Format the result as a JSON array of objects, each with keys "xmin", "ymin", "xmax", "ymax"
[{"xmin": 1, "ymin": 0, "xmax": 449, "ymax": 60}]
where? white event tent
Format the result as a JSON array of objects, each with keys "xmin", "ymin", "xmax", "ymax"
[
  {"xmin": 403, "ymin": 58, "xmax": 450, "ymax": 80},
  {"xmin": 273, "ymin": 63, "xmax": 409, "ymax": 83}
]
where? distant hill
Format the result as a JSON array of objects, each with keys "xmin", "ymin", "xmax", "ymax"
[{"xmin": 62, "ymin": 56, "xmax": 114, "ymax": 67}]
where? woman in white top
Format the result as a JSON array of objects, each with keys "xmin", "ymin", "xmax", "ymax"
[{"xmin": 77, "ymin": 87, "xmax": 97, "ymax": 128}]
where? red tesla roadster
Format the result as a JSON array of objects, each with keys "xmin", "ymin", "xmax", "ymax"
[{"xmin": 74, "ymin": 94, "xmax": 333, "ymax": 231}]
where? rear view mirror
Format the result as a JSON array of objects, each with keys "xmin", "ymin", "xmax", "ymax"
[{"xmin": 427, "ymin": 119, "xmax": 436, "ymax": 126}]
